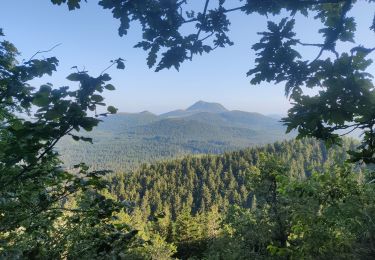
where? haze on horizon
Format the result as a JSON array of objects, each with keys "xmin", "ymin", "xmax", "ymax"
[
  {"xmin": 117, "ymin": 100, "xmax": 284, "ymax": 117},
  {"xmin": 1, "ymin": 1, "xmax": 373, "ymax": 114}
]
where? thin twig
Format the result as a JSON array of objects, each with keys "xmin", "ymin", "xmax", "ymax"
[
  {"xmin": 196, "ymin": 0, "xmax": 210, "ymax": 41},
  {"xmin": 28, "ymin": 43, "xmax": 62, "ymax": 61},
  {"xmin": 294, "ymin": 39, "xmax": 324, "ymax": 48},
  {"xmin": 100, "ymin": 59, "xmax": 124, "ymax": 75},
  {"xmin": 339, "ymin": 125, "xmax": 360, "ymax": 136},
  {"xmin": 200, "ymin": 32, "xmax": 214, "ymax": 42}
]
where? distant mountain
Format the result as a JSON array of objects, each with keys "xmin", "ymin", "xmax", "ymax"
[
  {"xmin": 186, "ymin": 100, "xmax": 228, "ymax": 113},
  {"xmin": 159, "ymin": 109, "xmax": 190, "ymax": 118},
  {"xmin": 96, "ymin": 112, "xmax": 158, "ymax": 132},
  {"xmin": 267, "ymin": 114, "xmax": 285, "ymax": 120},
  {"xmin": 185, "ymin": 110, "xmax": 284, "ymax": 131},
  {"xmin": 161, "ymin": 101, "xmax": 227, "ymax": 118},
  {"xmin": 57, "ymin": 101, "xmax": 293, "ymax": 172}
]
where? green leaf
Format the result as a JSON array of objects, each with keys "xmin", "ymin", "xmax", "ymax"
[
  {"xmin": 10, "ymin": 120, "xmax": 23, "ymax": 131},
  {"xmin": 100, "ymin": 73, "xmax": 111, "ymax": 81},
  {"xmin": 91, "ymin": 94, "xmax": 104, "ymax": 102},
  {"xmin": 32, "ymin": 94, "xmax": 49, "ymax": 107},
  {"xmin": 80, "ymin": 136, "xmax": 93, "ymax": 143},
  {"xmin": 44, "ymin": 110, "xmax": 61, "ymax": 120},
  {"xmin": 107, "ymin": 106, "xmax": 117, "ymax": 114},
  {"xmin": 66, "ymin": 73, "xmax": 81, "ymax": 81},
  {"xmin": 79, "ymin": 117, "xmax": 99, "ymax": 131},
  {"xmin": 71, "ymin": 135, "xmax": 80, "ymax": 141},
  {"xmin": 104, "ymin": 84, "xmax": 115, "ymax": 90},
  {"xmin": 116, "ymin": 59, "xmax": 125, "ymax": 70}
]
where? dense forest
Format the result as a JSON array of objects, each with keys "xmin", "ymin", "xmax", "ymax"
[
  {"xmin": 3, "ymin": 0, "xmax": 375, "ymax": 259},
  {"xmin": 82, "ymin": 138, "xmax": 374, "ymax": 259},
  {"xmin": 57, "ymin": 101, "xmax": 291, "ymax": 172},
  {"xmin": 108, "ymin": 138, "xmax": 357, "ymax": 218}
]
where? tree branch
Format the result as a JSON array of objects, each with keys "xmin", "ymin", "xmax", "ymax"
[
  {"xmin": 1, "ymin": 125, "xmax": 74, "ymax": 188},
  {"xmin": 195, "ymin": 0, "xmax": 210, "ymax": 41},
  {"xmin": 182, "ymin": 0, "xmax": 348, "ymax": 25},
  {"xmin": 28, "ymin": 43, "xmax": 62, "ymax": 62}
]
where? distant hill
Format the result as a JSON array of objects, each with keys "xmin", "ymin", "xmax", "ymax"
[
  {"xmin": 161, "ymin": 101, "xmax": 227, "ymax": 118},
  {"xmin": 57, "ymin": 101, "xmax": 294, "ymax": 172},
  {"xmin": 186, "ymin": 100, "xmax": 228, "ymax": 113},
  {"xmin": 267, "ymin": 114, "xmax": 285, "ymax": 120}
]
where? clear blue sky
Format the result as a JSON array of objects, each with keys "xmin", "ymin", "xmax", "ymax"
[{"xmin": 1, "ymin": 1, "xmax": 374, "ymax": 114}]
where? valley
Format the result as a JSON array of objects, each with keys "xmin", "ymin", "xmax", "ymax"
[{"xmin": 58, "ymin": 101, "xmax": 293, "ymax": 171}]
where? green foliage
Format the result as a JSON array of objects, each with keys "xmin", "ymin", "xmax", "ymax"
[
  {"xmin": 0, "ymin": 31, "xmax": 143, "ymax": 258},
  {"xmin": 50, "ymin": 0, "xmax": 375, "ymax": 163},
  {"xmin": 107, "ymin": 138, "xmax": 357, "ymax": 220},
  {"xmin": 101, "ymin": 142, "xmax": 374, "ymax": 259},
  {"xmin": 204, "ymin": 157, "xmax": 375, "ymax": 260},
  {"xmin": 4, "ymin": 1, "xmax": 375, "ymax": 258},
  {"xmin": 50, "ymin": 0, "xmax": 82, "ymax": 10}
]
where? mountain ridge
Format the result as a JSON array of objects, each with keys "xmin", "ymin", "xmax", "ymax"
[
  {"xmin": 58, "ymin": 101, "xmax": 293, "ymax": 171},
  {"xmin": 186, "ymin": 100, "xmax": 228, "ymax": 113}
]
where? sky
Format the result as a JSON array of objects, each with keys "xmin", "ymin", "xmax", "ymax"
[{"xmin": 1, "ymin": 1, "xmax": 374, "ymax": 114}]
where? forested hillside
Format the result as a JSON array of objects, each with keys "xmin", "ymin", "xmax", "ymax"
[
  {"xmin": 4, "ymin": 0, "xmax": 375, "ymax": 258},
  {"xmin": 57, "ymin": 101, "xmax": 292, "ymax": 171},
  {"xmin": 107, "ymin": 138, "xmax": 357, "ymax": 219},
  {"xmin": 94, "ymin": 138, "xmax": 374, "ymax": 259}
]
